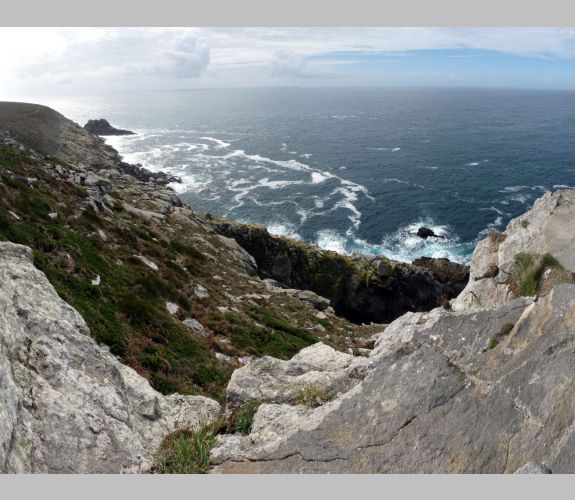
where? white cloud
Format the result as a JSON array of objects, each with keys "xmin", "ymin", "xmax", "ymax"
[
  {"xmin": 3, "ymin": 27, "xmax": 575, "ymax": 96},
  {"xmin": 269, "ymin": 50, "xmax": 335, "ymax": 78}
]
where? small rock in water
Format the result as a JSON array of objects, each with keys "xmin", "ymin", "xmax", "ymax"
[
  {"xmin": 194, "ymin": 284, "xmax": 209, "ymax": 299},
  {"xmin": 416, "ymin": 227, "xmax": 444, "ymax": 239}
]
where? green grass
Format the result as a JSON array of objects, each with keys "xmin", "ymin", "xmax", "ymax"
[
  {"xmin": 227, "ymin": 311, "xmax": 316, "ymax": 360},
  {"xmin": 153, "ymin": 424, "xmax": 219, "ymax": 474},
  {"xmin": 0, "ymin": 149, "xmax": 231, "ymax": 400},
  {"xmin": 512, "ymin": 253, "xmax": 562, "ymax": 296},
  {"xmin": 500, "ymin": 323, "xmax": 514, "ymax": 336},
  {"xmin": 231, "ymin": 400, "xmax": 261, "ymax": 435},
  {"xmin": 486, "ymin": 337, "xmax": 499, "ymax": 351}
]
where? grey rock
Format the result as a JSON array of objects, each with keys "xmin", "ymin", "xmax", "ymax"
[
  {"xmin": 165, "ymin": 301, "xmax": 179, "ymax": 315},
  {"xmin": 514, "ymin": 462, "xmax": 552, "ymax": 474},
  {"xmin": 212, "ymin": 281, "xmax": 575, "ymax": 473},
  {"xmin": 453, "ymin": 189, "xmax": 575, "ymax": 311},
  {"xmin": 194, "ymin": 284, "xmax": 209, "ymax": 299},
  {"xmin": 182, "ymin": 318, "xmax": 205, "ymax": 333},
  {"xmin": 0, "ymin": 242, "xmax": 220, "ymax": 473},
  {"xmin": 216, "ymin": 235, "xmax": 258, "ymax": 276},
  {"xmin": 296, "ymin": 290, "xmax": 331, "ymax": 311},
  {"xmin": 134, "ymin": 255, "xmax": 159, "ymax": 271},
  {"xmin": 123, "ymin": 202, "xmax": 166, "ymax": 223}
]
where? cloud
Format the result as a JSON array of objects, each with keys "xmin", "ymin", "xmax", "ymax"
[
  {"xmin": 14, "ymin": 29, "xmax": 210, "ymax": 82},
  {"xmin": 4, "ymin": 27, "xmax": 575, "ymax": 95},
  {"xmin": 163, "ymin": 35, "xmax": 210, "ymax": 78},
  {"xmin": 269, "ymin": 50, "xmax": 335, "ymax": 79}
]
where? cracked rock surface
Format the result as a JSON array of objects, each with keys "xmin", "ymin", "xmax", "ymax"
[
  {"xmin": 0, "ymin": 242, "xmax": 220, "ymax": 473},
  {"xmin": 211, "ymin": 195, "xmax": 575, "ymax": 473}
]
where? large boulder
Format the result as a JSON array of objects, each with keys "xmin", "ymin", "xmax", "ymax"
[{"xmin": 0, "ymin": 242, "xmax": 220, "ymax": 473}]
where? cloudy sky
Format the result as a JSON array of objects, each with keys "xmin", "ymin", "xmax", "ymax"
[{"xmin": 2, "ymin": 27, "xmax": 575, "ymax": 97}]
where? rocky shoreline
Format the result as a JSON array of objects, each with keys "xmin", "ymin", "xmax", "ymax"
[{"xmin": 2, "ymin": 101, "xmax": 575, "ymax": 473}]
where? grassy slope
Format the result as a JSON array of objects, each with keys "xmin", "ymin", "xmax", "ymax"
[{"xmin": 0, "ymin": 142, "xmax": 353, "ymax": 401}]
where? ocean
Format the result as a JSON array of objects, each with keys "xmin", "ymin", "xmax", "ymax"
[{"xmin": 38, "ymin": 87, "xmax": 575, "ymax": 264}]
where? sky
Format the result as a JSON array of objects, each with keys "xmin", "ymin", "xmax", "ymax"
[{"xmin": 2, "ymin": 27, "xmax": 575, "ymax": 97}]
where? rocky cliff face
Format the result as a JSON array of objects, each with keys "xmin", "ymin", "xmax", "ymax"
[
  {"xmin": 0, "ymin": 242, "xmax": 220, "ymax": 473},
  {"xmin": 211, "ymin": 191, "xmax": 575, "ymax": 473},
  {"xmin": 217, "ymin": 221, "xmax": 469, "ymax": 324}
]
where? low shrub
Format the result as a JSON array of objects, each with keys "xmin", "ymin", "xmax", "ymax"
[{"xmin": 295, "ymin": 383, "xmax": 331, "ymax": 408}]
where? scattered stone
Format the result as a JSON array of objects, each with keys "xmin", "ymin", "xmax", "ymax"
[
  {"xmin": 91, "ymin": 275, "xmax": 101, "ymax": 286},
  {"xmin": 48, "ymin": 212, "xmax": 58, "ymax": 220},
  {"xmin": 124, "ymin": 202, "xmax": 166, "ymax": 223},
  {"xmin": 97, "ymin": 229, "xmax": 107, "ymax": 242},
  {"xmin": 194, "ymin": 284, "xmax": 209, "ymax": 299},
  {"xmin": 165, "ymin": 301, "xmax": 179, "ymax": 315},
  {"xmin": 8, "ymin": 210, "xmax": 20, "ymax": 221},
  {"xmin": 215, "ymin": 352, "xmax": 233, "ymax": 363},
  {"xmin": 182, "ymin": 318, "xmax": 205, "ymax": 333},
  {"xmin": 312, "ymin": 324, "xmax": 326, "ymax": 332},
  {"xmin": 134, "ymin": 255, "xmax": 159, "ymax": 271}
]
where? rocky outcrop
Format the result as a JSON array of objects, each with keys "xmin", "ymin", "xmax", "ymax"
[
  {"xmin": 217, "ymin": 221, "xmax": 469, "ymax": 324},
  {"xmin": 412, "ymin": 256, "xmax": 470, "ymax": 296},
  {"xmin": 0, "ymin": 242, "xmax": 220, "ymax": 473},
  {"xmin": 452, "ymin": 189, "xmax": 575, "ymax": 311},
  {"xmin": 84, "ymin": 119, "xmax": 135, "ymax": 136},
  {"xmin": 211, "ymin": 191, "xmax": 575, "ymax": 473}
]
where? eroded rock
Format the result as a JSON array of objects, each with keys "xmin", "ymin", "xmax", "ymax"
[{"xmin": 0, "ymin": 242, "xmax": 220, "ymax": 473}]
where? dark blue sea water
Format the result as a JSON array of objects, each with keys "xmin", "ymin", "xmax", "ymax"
[{"xmin": 40, "ymin": 87, "xmax": 575, "ymax": 263}]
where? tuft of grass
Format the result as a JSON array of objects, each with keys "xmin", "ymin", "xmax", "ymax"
[
  {"xmin": 486, "ymin": 337, "xmax": 499, "ymax": 351},
  {"xmin": 521, "ymin": 219, "xmax": 530, "ymax": 228},
  {"xmin": 152, "ymin": 424, "xmax": 219, "ymax": 474},
  {"xmin": 231, "ymin": 400, "xmax": 261, "ymax": 435},
  {"xmin": 512, "ymin": 253, "xmax": 562, "ymax": 296},
  {"xmin": 295, "ymin": 383, "xmax": 331, "ymax": 408},
  {"xmin": 500, "ymin": 323, "xmax": 514, "ymax": 336}
]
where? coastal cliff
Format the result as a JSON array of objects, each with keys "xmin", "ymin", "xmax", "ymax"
[
  {"xmin": 217, "ymin": 221, "xmax": 468, "ymax": 324},
  {"xmin": 211, "ymin": 190, "xmax": 575, "ymax": 473},
  {"xmin": 1, "ymin": 101, "xmax": 574, "ymax": 473}
]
